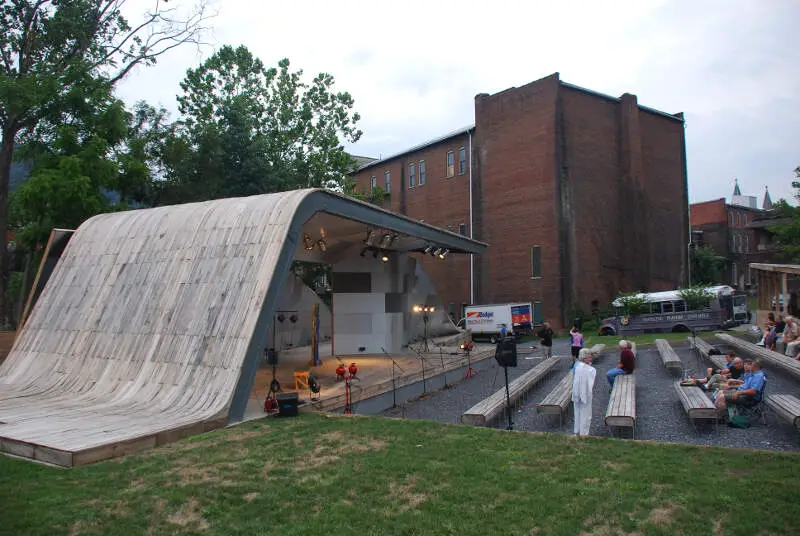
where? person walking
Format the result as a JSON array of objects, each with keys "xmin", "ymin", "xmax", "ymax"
[
  {"xmin": 570, "ymin": 326, "xmax": 584, "ymax": 361},
  {"xmin": 572, "ymin": 348, "xmax": 596, "ymax": 436},
  {"xmin": 537, "ymin": 322, "xmax": 554, "ymax": 358}
]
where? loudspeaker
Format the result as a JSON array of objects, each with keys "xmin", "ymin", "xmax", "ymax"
[
  {"xmin": 494, "ymin": 337, "xmax": 518, "ymax": 367},
  {"xmin": 276, "ymin": 393, "xmax": 299, "ymax": 417},
  {"xmin": 266, "ymin": 348, "xmax": 278, "ymax": 365}
]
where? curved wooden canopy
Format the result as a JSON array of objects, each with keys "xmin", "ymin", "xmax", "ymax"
[{"xmin": 0, "ymin": 188, "xmax": 486, "ymax": 466}]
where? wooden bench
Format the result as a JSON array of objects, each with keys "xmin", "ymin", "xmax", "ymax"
[
  {"xmin": 689, "ymin": 336, "xmax": 727, "ymax": 371},
  {"xmin": 461, "ymin": 357, "xmax": 559, "ymax": 426},
  {"xmin": 674, "ymin": 381, "xmax": 717, "ymax": 430},
  {"xmin": 605, "ymin": 373, "xmax": 636, "ymax": 438},
  {"xmin": 716, "ymin": 333, "xmax": 800, "ymax": 382},
  {"xmin": 765, "ymin": 394, "xmax": 800, "ymax": 431},
  {"xmin": 655, "ymin": 339, "xmax": 683, "ymax": 372},
  {"xmin": 536, "ymin": 371, "xmax": 573, "ymax": 425}
]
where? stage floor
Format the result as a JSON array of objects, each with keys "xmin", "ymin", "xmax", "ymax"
[{"xmin": 243, "ymin": 340, "xmax": 496, "ymax": 420}]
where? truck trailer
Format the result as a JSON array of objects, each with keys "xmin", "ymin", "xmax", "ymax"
[{"xmin": 457, "ymin": 302, "xmax": 533, "ymax": 343}]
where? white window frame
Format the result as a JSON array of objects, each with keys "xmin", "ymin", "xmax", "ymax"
[
  {"xmin": 409, "ymin": 162, "xmax": 416, "ymax": 188},
  {"xmin": 419, "ymin": 160, "xmax": 426, "ymax": 185},
  {"xmin": 370, "ymin": 176, "xmax": 376, "ymax": 189},
  {"xmin": 458, "ymin": 147, "xmax": 466, "ymax": 175},
  {"xmin": 384, "ymin": 171, "xmax": 391, "ymax": 193},
  {"xmin": 446, "ymin": 151, "xmax": 454, "ymax": 178}
]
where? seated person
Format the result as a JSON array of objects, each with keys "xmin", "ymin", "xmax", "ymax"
[
  {"xmin": 698, "ymin": 355, "xmax": 744, "ymax": 388},
  {"xmin": 715, "ymin": 358, "xmax": 766, "ymax": 417},
  {"xmin": 757, "ymin": 313, "xmax": 776, "ymax": 346},
  {"xmin": 707, "ymin": 358, "xmax": 750, "ymax": 391},
  {"xmin": 703, "ymin": 351, "xmax": 735, "ymax": 379},
  {"xmin": 783, "ymin": 316, "xmax": 800, "ymax": 358},
  {"xmin": 607, "ymin": 340, "xmax": 635, "ymax": 386}
]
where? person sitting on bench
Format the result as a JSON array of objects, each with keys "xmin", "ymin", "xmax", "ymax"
[
  {"xmin": 783, "ymin": 316, "xmax": 800, "ymax": 358},
  {"xmin": 715, "ymin": 358, "xmax": 765, "ymax": 416},
  {"xmin": 697, "ymin": 355, "xmax": 743, "ymax": 388},
  {"xmin": 606, "ymin": 340, "xmax": 635, "ymax": 386}
]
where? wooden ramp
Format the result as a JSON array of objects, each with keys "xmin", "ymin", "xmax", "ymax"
[
  {"xmin": 716, "ymin": 333, "xmax": 800, "ymax": 381},
  {"xmin": 461, "ymin": 357, "xmax": 559, "ymax": 426},
  {"xmin": 0, "ymin": 189, "xmax": 486, "ymax": 466}
]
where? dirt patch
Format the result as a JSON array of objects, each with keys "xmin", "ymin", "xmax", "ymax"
[
  {"xmin": 146, "ymin": 499, "xmax": 168, "ymax": 536},
  {"xmin": 295, "ymin": 454, "xmax": 341, "ymax": 470},
  {"xmin": 321, "ymin": 431, "xmax": 346, "ymax": 442},
  {"xmin": 726, "ymin": 469, "xmax": 751, "ymax": 477},
  {"xmin": 713, "ymin": 518, "xmax": 725, "ymax": 536},
  {"xmin": 647, "ymin": 503, "xmax": 678, "ymax": 527},
  {"xmin": 167, "ymin": 497, "xmax": 209, "ymax": 532},
  {"xmin": 601, "ymin": 461, "xmax": 630, "ymax": 472},
  {"xmin": 223, "ymin": 428, "xmax": 268, "ymax": 442},
  {"xmin": 168, "ymin": 459, "xmax": 237, "ymax": 487},
  {"xmin": 129, "ymin": 478, "xmax": 146, "ymax": 490},
  {"xmin": 262, "ymin": 459, "xmax": 278, "ymax": 476},
  {"xmin": 385, "ymin": 475, "xmax": 428, "ymax": 514},
  {"xmin": 583, "ymin": 478, "xmax": 600, "ymax": 485},
  {"xmin": 242, "ymin": 492, "xmax": 259, "ymax": 503}
]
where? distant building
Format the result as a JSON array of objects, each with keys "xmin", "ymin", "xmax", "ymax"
[
  {"xmin": 350, "ymin": 73, "xmax": 689, "ymax": 328},
  {"xmin": 690, "ymin": 182, "xmax": 783, "ymax": 289}
]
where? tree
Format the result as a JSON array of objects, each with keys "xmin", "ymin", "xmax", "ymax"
[
  {"xmin": 690, "ymin": 244, "xmax": 725, "ymax": 285},
  {"xmin": 159, "ymin": 45, "xmax": 362, "ymax": 202},
  {"xmin": 768, "ymin": 166, "xmax": 800, "ymax": 262},
  {"xmin": 678, "ymin": 286, "xmax": 714, "ymax": 311},
  {"xmin": 0, "ymin": 0, "xmax": 211, "ymax": 324}
]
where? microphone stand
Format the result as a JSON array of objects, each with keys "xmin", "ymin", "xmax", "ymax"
[
  {"xmin": 410, "ymin": 344, "xmax": 428, "ymax": 395},
  {"xmin": 382, "ymin": 347, "xmax": 405, "ymax": 408}
]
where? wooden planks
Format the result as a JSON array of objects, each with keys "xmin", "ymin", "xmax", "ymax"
[
  {"xmin": 655, "ymin": 339, "xmax": 683, "ymax": 371},
  {"xmin": 765, "ymin": 394, "xmax": 800, "ymax": 431},
  {"xmin": 462, "ymin": 357, "xmax": 559, "ymax": 427},
  {"xmin": 605, "ymin": 374, "xmax": 636, "ymax": 432},
  {"xmin": 674, "ymin": 382, "xmax": 717, "ymax": 422},
  {"xmin": 536, "ymin": 371, "xmax": 573, "ymax": 424},
  {"xmin": 689, "ymin": 337, "xmax": 727, "ymax": 370},
  {"xmin": 716, "ymin": 333, "xmax": 800, "ymax": 382}
]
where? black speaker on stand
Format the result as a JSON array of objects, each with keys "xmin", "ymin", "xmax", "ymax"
[{"xmin": 495, "ymin": 337, "xmax": 518, "ymax": 430}]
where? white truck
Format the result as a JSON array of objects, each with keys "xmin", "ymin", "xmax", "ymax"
[{"xmin": 456, "ymin": 302, "xmax": 534, "ymax": 343}]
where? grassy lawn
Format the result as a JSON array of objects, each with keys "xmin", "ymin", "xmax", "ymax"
[
  {"xmin": 585, "ymin": 330, "xmax": 718, "ymax": 348},
  {"xmin": 1, "ymin": 413, "xmax": 799, "ymax": 536}
]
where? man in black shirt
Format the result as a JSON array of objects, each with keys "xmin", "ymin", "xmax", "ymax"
[{"xmin": 537, "ymin": 322, "xmax": 554, "ymax": 358}]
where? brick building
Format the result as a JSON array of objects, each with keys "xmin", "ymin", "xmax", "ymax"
[
  {"xmin": 690, "ymin": 184, "xmax": 783, "ymax": 290},
  {"xmin": 351, "ymin": 73, "xmax": 689, "ymax": 328}
]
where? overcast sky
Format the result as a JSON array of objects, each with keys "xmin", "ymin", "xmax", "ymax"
[{"xmin": 117, "ymin": 0, "xmax": 800, "ymax": 205}]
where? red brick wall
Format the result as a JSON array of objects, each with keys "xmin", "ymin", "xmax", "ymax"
[
  {"xmin": 473, "ymin": 75, "xmax": 562, "ymax": 325},
  {"xmin": 690, "ymin": 199, "xmax": 726, "ymax": 226},
  {"xmin": 639, "ymin": 109, "xmax": 689, "ymax": 290},
  {"xmin": 559, "ymin": 86, "xmax": 623, "ymax": 314}
]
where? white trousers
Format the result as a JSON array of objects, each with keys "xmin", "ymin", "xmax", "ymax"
[{"xmin": 573, "ymin": 400, "xmax": 592, "ymax": 436}]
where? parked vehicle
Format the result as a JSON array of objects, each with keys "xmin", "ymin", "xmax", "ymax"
[
  {"xmin": 457, "ymin": 302, "xmax": 533, "ymax": 343},
  {"xmin": 598, "ymin": 285, "xmax": 745, "ymax": 336}
]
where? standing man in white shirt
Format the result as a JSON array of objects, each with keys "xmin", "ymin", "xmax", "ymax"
[{"xmin": 572, "ymin": 348, "xmax": 597, "ymax": 436}]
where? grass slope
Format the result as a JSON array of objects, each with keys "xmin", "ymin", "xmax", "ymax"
[{"xmin": 1, "ymin": 413, "xmax": 798, "ymax": 536}]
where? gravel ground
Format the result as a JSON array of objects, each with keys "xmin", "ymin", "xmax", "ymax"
[{"xmin": 383, "ymin": 338, "xmax": 800, "ymax": 453}]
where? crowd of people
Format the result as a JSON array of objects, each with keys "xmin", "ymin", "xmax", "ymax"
[
  {"xmin": 757, "ymin": 312, "xmax": 800, "ymax": 359},
  {"xmin": 535, "ymin": 322, "xmax": 767, "ymax": 436}
]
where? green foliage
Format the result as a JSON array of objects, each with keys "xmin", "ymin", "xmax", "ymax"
[
  {"xmin": 341, "ymin": 178, "xmax": 389, "ymax": 206},
  {"xmin": 678, "ymin": 286, "xmax": 715, "ymax": 311},
  {"xmin": 157, "ymin": 45, "xmax": 362, "ymax": 203},
  {"xmin": 614, "ymin": 291, "xmax": 649, "ymax": 316},
  {"xmin": 691, "ymin": 244, "xmax": 725, "ymax": 285}
]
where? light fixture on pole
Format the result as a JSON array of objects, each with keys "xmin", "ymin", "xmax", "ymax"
[
  {"xmin": 303, "ymin": 233, "xmax": 314, "ymax": 251},
  {"xmin": 412, "ymin": 304, "xmax": 436, "ymax": 352}
]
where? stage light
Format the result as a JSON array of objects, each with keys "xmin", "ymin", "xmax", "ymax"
[
  {"xmin": 433, "ymin": 248, "xmax": 442, "ymax": 257},
  {"xmin": 438, "ymin": 248, "xmax": 449, "ymax": 259},
  {"xmin": 303, "ymin": 233, "xmax": 314, "ymax": 251},
  {"xmin": 423, "ymin": 246, "xmax": 433, "ymax": 255},
  {"xmin": 317, "ymin": 238, "xmax": 327, "ymax": 252},
  {"xmin": 380, "ymin": 233, "xmax": 393, "ymax": 248},
  {"xmin": 413, "ymin": 305, "xmax": 421, "ymax": 312},
  {"xmin": 364, "ymin": 230, "xmax": 377, "ymax": 246},
  {"xmin": 381, "ymin": 252, "xmax": 389, "ymax": 263},
  {"xmin": 360, "ymin": 247, "xmax": 367, "ymax": 257}
]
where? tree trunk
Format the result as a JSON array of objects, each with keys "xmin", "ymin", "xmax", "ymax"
[{"xmin": 0, "ymin": 128, "xmax": 18, "ymax": 328}]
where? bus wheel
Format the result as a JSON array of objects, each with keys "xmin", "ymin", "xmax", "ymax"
[
  {"xmin": 672, "ymin": 324, "xmax": 690, "ymax": 333},
  {"xmin": 600, "ymin": 327, "xmax": 614, "ymax": 336},
  {"xmin": 490, "ymin": 335, "xmax": 498, "ymax": 344}
]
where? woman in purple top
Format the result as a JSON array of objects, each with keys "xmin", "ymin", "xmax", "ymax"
[{"xmin": 570, "ymin": 326, "xmax": 584, "ymax": 360}]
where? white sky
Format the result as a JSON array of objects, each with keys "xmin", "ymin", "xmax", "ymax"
[{"xmin": 116, "ymin": 0, "xmax": 800, "ymax": 205}]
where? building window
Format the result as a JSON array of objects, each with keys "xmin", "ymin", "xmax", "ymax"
[
  {"xmin": 744, "ymin": 214, "xmax": 748, "ymax": 226},
  {"xmin": 531, "ymin": 245, "xmax": 541, "ymax": 278},
  {"xmin": 446, "ymin": 151, "xmax": 454, "ymax": 177},
  {"xmin": 419, "ymin": 160, "xmax": 426, "ymax": 185},
  {"xmin": 370, "ymin": 176, "xmax": 376, "ymax": 189},
  {"xmin": 732, "ymin": 262, "xmax": 738, "ymax": 283},
  {"xmin": 729, "ymin": 213, "xmax": 733, "ymax": 227},
  {"xmin": 459, "ymin": 223, "xmax": 467, "ymax": 236},
  {"xmin": 735, "ymin": 213, "xmax": 740, "ymax": 227},
  {"xmin": 384, "ymin": 171, "xmax": 391, "ymax": 193},
  {"xmin": 745, "ymin": 234, "xmax": 749, "ymax": 253},
  {"xmin": 409, "ymin": 162, "xmax": 416, "ymax": 188},
  {"xmin": 458, "ymin": 147, "xmax": 466, "ymax": 175}
]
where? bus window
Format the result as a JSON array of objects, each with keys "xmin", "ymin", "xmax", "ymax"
[
  {"xmin": 661, "ymin": 302, "xmax": 674, "ymax": 314},
  {"xmin": 674, "ymin": 301, "xmax": 687, "ymax": 312}
]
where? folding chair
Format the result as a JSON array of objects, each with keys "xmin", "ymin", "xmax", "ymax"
[{"xmin": 734, "ymin": 377, "xmax": 768, "ymax": 425}]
